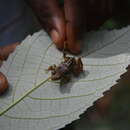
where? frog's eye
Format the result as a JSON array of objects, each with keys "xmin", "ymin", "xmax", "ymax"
[{"xmin": 52, "ymin": 70, "xmax": 56, "ymax": 75}]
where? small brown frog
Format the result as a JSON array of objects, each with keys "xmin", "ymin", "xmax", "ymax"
[{"xmin": 47, "ymin": 53, "xmax": 83, "ymax": 81}]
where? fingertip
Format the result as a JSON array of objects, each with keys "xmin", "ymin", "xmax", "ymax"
[
  {"xmin": 11, "ymin": 42, "xmax": 20, "ymax": 49},
  {"xmin": 0, "ymin": 72, "xmax": 8, "ymax": 95},
  {"xmin": 66, "ymin": 23, "xmax": 82, "ymax": 54},
  {"xmin": 50, "ymin": 29, "xmax": 64, "ymax": 49},
  {"xmin": 68, "ymin": 41, "xmax": 81, "ymax": 54}
]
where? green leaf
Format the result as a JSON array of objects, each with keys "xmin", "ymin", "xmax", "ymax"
[{"xmin": 1, "ymin": 27, "xmax": 130, "ymax": 130}]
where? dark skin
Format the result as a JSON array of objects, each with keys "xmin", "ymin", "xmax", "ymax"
[
  {"xmin": 26, "ymin": 0, "xmax": 115, "ymax": 53},
  {"xmin": 0, "ymin": 0, "xmax": 129, "ymax": 113},
  {"xmin": 0, "ymin": 43, "xmax": 19, "ymax": 94},
  {"xmin": 25, "ymin": 0, "xmax": 130, "ymax": 53}
]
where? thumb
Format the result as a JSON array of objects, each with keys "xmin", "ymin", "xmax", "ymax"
[
  {"xmin": 0, "ymin": 72, "xmax": 8, "ymax": 95},
  {"xmin": 27, "ymin": 0, "xmax": 66, "ymax": 49}
]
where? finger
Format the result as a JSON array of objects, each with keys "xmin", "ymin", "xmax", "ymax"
[
  {"xmin": 64, "ymin": 0, "xmax": 86, "ymax": 54},
  {"xmin": 0, "ymin": 72, "xmax": 8, "ymax": 95},
  {"xmin": 64, "ymin": 0, "xmax": 114, "ymax": 54},
  {"xmin": 0, "ymin": 42, "xmax": 19, "ymax": 95},
  {"xmin": 0, "ymin": 42, "xmax": 19, "ymax": 60},
  {"xmin": 27, "ymin": 0, "xmax": 66, "ymax": 49}
]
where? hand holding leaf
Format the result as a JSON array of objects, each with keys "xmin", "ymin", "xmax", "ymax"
[{"xmin": 0, "ymin": 43, "xmax": 19, "ymax": 94}]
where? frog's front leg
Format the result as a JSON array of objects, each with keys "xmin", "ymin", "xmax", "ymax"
[
  {"xmin": 46, "ymin": 64, "xmax": 57, "ymax": 76},
  {"xmin": 72, "ymin": 57, "xmax": 83, "ymax": 76},
  {"xmin": 77, "ymin": 57, "xmax": 83, "ymax": 72}
]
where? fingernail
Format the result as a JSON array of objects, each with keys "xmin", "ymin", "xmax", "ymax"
[
  {"xmin": 70, "ymin": 42, "xmax": 81, "ymax": 54},
  {"xmin": 50, "ymin": 30, "xmax": 61, "ymax": 46}
]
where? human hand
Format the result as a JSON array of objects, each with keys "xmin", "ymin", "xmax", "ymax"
[
  {"xmin": 0, "ymin": 43, "xmax": 19, "ymax": 94},
  {"xmin": 26, "ymin": 0, "xmax": 115, "ymax": 53}
]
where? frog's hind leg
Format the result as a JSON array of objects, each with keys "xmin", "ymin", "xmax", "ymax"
[{"xmin": 77, "ymin": 57, "xmax": 83, "ymax": 72}]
